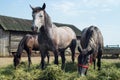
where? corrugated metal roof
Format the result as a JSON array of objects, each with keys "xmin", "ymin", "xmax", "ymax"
[
  {"xmin": 0, "ymin": 15, "xmax": 81, "ymax": 36},
  {"xmin": 0, "ymin": 15, "xmax": 32, "ymax": 31}
]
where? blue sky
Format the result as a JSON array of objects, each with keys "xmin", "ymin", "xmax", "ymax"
[{"xmin": 0, "ymin": 0, "xmax": 120, "ymax": 46}]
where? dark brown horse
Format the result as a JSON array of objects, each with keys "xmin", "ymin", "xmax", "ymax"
[
  {"xmin": 78, "ymin": 26, "xmax": 104, "ymax": 76},
  {"xmin": 30, "ymin": 3, "xmax": 77, "ymax": 69},
  {"xmin": 13, "ymin": 34, "xmax": 49, "ymax": 68}
]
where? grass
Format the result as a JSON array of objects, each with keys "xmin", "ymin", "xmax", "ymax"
[{"xmin": 0, "ymin": 59, "xmax": 120, "ymax": 80}]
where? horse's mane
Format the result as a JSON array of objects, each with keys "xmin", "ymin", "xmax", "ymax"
[
  {"xmin": 44, "ymin": 11, "xmax": 52, "ymax": 28},
  {"xmin": 37, "ymin": 9, "xmax": 54, "ymax": 45},
  {"xmin": 84, "ymin": 26, "xmax": 98, "ymax": 50},
  {"xmin": 16, "ymin": 35, "xmax": 30, "ymax": 58}
]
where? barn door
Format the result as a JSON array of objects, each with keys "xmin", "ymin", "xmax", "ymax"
[
  {"xmin": 10, "ymin": 32, "xmax": 25, "ymax": 53},
  {"xmin": 0, "ymin": 29, "xmax": 9, "ymax": 56}
]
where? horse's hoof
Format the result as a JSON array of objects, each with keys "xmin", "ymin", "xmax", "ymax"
[
  {"xmin": 98, "ymin": 68, "xmax": 101, "ymax": 70},
  {"xmin": 81, "ymin": 74, "xmax": 85, "ymax": 77},
  {"xmin": 61, "ymin": 64, "xmax": 65, "ymax": 70},
  {"xmin": 54, "ymin": 61, "xmax": 58, "ymax": 65},
  {"xmin": 14, "ymin": 67, "xmax": 16, "ymax": 70},
  {"xmin": 72, "ymin": 61, "xmax": 74, "ymax": 63}
]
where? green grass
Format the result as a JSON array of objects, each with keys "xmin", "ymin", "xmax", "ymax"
[{"xmin": 0, "ymin": 60, "xmax": 120, "ymax": 80}]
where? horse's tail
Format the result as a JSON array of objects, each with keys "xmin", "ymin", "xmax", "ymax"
[
  {"xmin": 70, "ymin": 39, "xmax": 77, "ymax": 62},
  {"xmin": 16, "ymin": 35, "xmax": 28, "ymax": 58}
]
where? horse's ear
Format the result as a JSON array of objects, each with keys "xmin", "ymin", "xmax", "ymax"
[
  {"xmin": 30, "ymin": 4, "xmax": 34, "ymax": 11},
  {"xmin": 87, "ymin": 49, "xmax": 94, "ymax": 56},
  {"xmin": 12, "ymin": 53, "xmax": 16, "ymax": 57},
  {"xmin": 13, "ymin": 54, "xmax": 16, "ymax": 57},
  {"xmin": 78, "ymin": 46, "xmax": 82, "ymax": 53},
  {"xmin": 42, "ymin": 3, "xmax": 46, "ymax": 10}
]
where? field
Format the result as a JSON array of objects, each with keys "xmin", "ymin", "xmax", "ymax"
[{"xmin": 0, "ymin": 56, "xmax": 120, "ymax": 80}]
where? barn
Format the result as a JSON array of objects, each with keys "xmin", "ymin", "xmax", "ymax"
[{"xmin": 0, "ymin": 15, "xmax": 81, "ymax": 56}]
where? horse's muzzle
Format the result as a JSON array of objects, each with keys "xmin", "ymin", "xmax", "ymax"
[
  {"xmin": 31, "ymin": 26, "xmax": 38, "ymax": 32},
  {"xmin": 78, "ymin": 64, "xmax": 88, "ymax": 76}
]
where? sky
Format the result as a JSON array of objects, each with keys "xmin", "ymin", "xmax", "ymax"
[{"xmin": 0, "ymin": 0, "xmax": 120, "ymax": 46}]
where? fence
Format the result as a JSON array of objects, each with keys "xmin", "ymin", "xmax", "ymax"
[{"xmin": 103, "ymin": 45, "xmax": 120, "ymax": 58}]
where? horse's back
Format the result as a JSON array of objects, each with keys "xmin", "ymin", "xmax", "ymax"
[
  {"xmin": 59, "ymin": 26, "xmax": 76, "ymax": 39},
  {"xmin": 94, "ymin": 27, "xmax": 104, "ymax": 48},
  {"xmin": 52, "ymin": 26, "xmax": 76, "ymax": 49},
  {"xmin": 81, "ymin": 26, "xmax": 103, "ymax": 49},
  {"xmin": 25, "ymin": 34, "xmax": 39, "ymax": 49}
]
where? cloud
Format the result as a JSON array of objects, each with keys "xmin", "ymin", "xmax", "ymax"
[
  {"xmin": 100, "ymin": 8, "xmax": 112, "ymax": 12},
  {"xmin": 51, "ymin": 1, "xmax": 79, "ymax": 16},
  {"xmin": 82, "ymin": 0, "xmax": 120, "ymax": 8},
  {"xmin": 56, "ymin": 2, "xmax": 74, "ymax": 12},
  {"xmin": 49, "ymin": 0, "xmax": 120, "ymax": 24},
  {"xmin": 50, "ymin": 0, "xmax": 119, "ymax": 16},
  {"xmin": 90, "ymin": 16, "xmax": 97, "ymax": 20}
]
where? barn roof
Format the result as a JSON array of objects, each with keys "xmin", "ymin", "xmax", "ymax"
[
  {"xmin": 0, "ymin": 15, "xmax": 81, "ymax": 36},
  {"xmin": 0, "ymin": 15, "xmax": 32, "ymax": 31}
]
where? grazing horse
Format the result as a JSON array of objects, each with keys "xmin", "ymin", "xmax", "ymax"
[
  {"xmin": 13, "ymin": 34, "xmax": 50, "ymax": 68},
  {"xmin": 77, "ymin": 26, "xmax": 104, "ymax": 76},
  {"xmin": 30, "ymin": 3, "xmax": 77, "ymax": 69}
]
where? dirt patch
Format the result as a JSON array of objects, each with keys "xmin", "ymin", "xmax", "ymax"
[
  {"xmin": 0, "ymin": 55, "xmax": 76, "ymax": 67},
  {"xmin": 0, "ymin": 57, "xmax": 49, "ymax": 67},
  {"xmin": 0, "ymin": 55, "xmax": 120, "ymax": 68}
]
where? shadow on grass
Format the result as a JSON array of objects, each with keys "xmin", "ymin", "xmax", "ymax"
[
  {"xmin": 113, "ymin": 62, "xmax": 120, "ymax": 68},
  {"xmin": 64, "ymin": 61, "xmax": 77, "ymax": 73},
  {"xmin": 0, "ymin": 65, "xmax": 15, "ymax": 76}
]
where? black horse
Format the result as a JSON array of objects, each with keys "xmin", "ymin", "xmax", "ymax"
[
  {"xmin": 78, "ymin": 26, "xmax": 104, "ymax": 76},
  {"xmin": 13, "ymin": 34, "xmax": 50, "ymax": 68},
  {"xmin": 30, "ymin": 3, "xmax": 77, "ymax": 69}
]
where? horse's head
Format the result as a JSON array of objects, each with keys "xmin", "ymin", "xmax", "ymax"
[
  {"xmin": 77, "ymin": 46, "xmax": 93, "ymax": 76},
  {"xmin": 13, "ymin": 54, "xmax": 21, "ymax": 69},
  {"xmin": 30, "ymin": 3, "xmax": 46, "ymax": 32}
]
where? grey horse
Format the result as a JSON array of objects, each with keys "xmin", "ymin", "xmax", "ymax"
[
  {"xmin": 78, "ymin": 26, "xmax": 104, "ymax": 76},
  {"xmin": 30, "ymin": 3, "xmax": 77, "ymax": 69}
]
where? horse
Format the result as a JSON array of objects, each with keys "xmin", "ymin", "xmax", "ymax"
[
  {"xmin": 30, "ymin": 3, "xmax": 77, "ymax": 69},
  {"xmin": 77, "ymin": 26, "xmax": 104, "ymax": 76},
  {"xmin": 13, "ymin": 34, "xmax": 50, "ymax": 69}
]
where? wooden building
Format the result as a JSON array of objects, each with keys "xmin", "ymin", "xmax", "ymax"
[{"xmin": 0, "ymin": 15, "xmax": 81, "ymax": 56}]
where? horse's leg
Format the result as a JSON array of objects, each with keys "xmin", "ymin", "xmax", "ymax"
[
  {"xmin": 26, "ymin": 48, "xmax": 32, "ymax": 68},
  {"xmin": 46, "ymin": 51, "xmax": 50, "ymax": 64},
  {"xmin": 93, "ymin": 58, "xmax": 96, "ymax": 70},
  {"xmin": 40, "ymin": 50, "xmax": 46, "ymax": 69},
  {"xmin": 70, "ymin": 39, "xmax": 76, "ymax": 63},
  {"xmin": 53, "ymin": 49, "xmax": 59, "ymax": 65},
  {"xmin": 29, "ymin": 49, "xmax": 32, "ymax": 65},
  {"xmin": 97, "ymin": 49, "xmax": 102, "ymax": 70},
  {"xmin": 60, "ymin": 50, "xmax": 66, "ymax": 70}
]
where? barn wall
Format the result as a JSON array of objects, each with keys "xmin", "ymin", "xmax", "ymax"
[
  {"xmin": 0, "ymin": 29, "xmax": 32, "ymax": 56},
  {"xmin": 0, "ymin": 29, "xmax": 10, "ymax": 56},
  {"xmin": 10, "ymin": 31, "xmax": 26, "ymax": 53}
]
